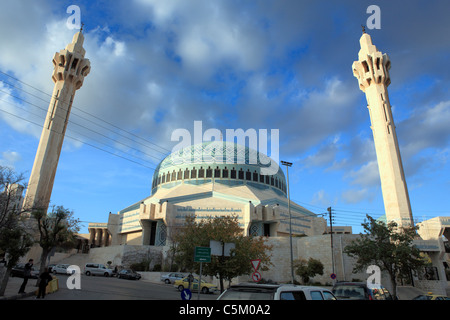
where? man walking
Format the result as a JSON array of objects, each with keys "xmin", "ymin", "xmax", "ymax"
[{"xmin": 18, "ymin": 259, "xmax": 33, "ymax": 294}]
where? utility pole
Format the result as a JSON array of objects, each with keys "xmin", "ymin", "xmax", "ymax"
[
  {"xmin": 281, "ymin": 160, "xmax": 294, "ymax": 284},
  {"xmin": 328, "ymin": 207, "xmax": 336, "ymax": 284}
]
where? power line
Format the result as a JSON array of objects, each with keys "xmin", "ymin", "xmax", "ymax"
[
  {"xmin": 0, "ymin": 106, "xmax": 158, "ymax": 170},
  {"xmin": 0, "ymin": 70, "xmax": 171, "ymax": 155}
]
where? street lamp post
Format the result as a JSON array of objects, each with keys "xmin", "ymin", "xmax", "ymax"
[{"xmin": 281, "ymin": 160, "xmax": 294, "ymax": 284}]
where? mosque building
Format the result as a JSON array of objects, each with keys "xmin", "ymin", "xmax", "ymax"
[{"xmin": 90, "ymin": 141, "xmax": 327, "ymax": 248}]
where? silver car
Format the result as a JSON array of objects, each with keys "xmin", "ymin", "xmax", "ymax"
[
  {"xmin": 161, "ymin": 272, "xmax": 186, "ymax": 284},
  {"xmin": 84, "ymin": 263, "xmax": 113, "ymax": 277}
]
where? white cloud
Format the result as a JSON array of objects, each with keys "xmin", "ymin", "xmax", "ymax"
[
  {"xmin": 341, "ymin": 188, "xmax": 375, "ymax": 204},
  {"xmin": 0, "ymin": 150, "xmax": 21, "ymax": 167}
]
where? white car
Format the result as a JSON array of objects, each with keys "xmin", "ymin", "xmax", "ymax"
[
  {"xmin": 217, "ymin": 283, "xmax": 337, "ymax": 300},
  {"xmin": 52, "ymin": 264, "xmax": 75, "ymax": 275}
]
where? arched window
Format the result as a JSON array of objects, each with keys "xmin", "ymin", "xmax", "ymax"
[
  {"xmin": 214, "ymin": 167, "xmax": 221, "ymax": 178},
  {"xmin": 253, "ymin": 171, "xmax": 258, "ymax": 182},
  {"xmin": 162, "ymin": 173, "xmax": 166, "ymax": 184},
  {"xmin": 206, "ymin": 167, "xmax": 212, "ymax": 178},
  {"xmin": 198, "ymin": 167, "xmax": 205, "ymax": 178},
  {"xmin": 238, "ymin": 169, "xmax": 244, "ymax": 180},
  {"xmin": 222, "ymin": 167, "xmax": 229, "ymax": 178},
  {"xmin": 231, "ymin": 168, "xmax": 236, "ymax": 179},
  {"xmin": 184, "ymin": 168, "xmax": 189, "ymax": 179},
  {"xmin": 191, "ymin": 167, "xmax": 197, "ymax": 179},
  {"xmin": 245, "ymin": 170, "xmax": 251, "ymax": 180}
]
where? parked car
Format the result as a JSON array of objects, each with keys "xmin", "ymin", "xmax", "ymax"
[
  {"xmin": 48, "ymin": 264, "xmax": 57, "ymax": 273},
  {"xmin": 52, "ymin": 264, "xmax": 74, "ymax": 275},
  {"xmin": 84, "ymin": 263, "xmax": 113, "ymax": 277},
  {"xmin": 118, "ymin": 269, "xmax": 141, "ymax": 280},
  {"xmin": 332, "ymin": 282, "xmax": 395, "ymax": 300},
  {"xmin": 174, "ymin": 276, "xmax": 218, "ymax": 294},
  {"xmin": 161, "ymin": 272, "xmax": 186, "ymax": 284},
  {"xmin": 217, "ymin": 283, "xmax": 336, "ymax": 300},
  {"xmin": 10, "ymin": 264, "xmax": 39, "ymax": 279},
  {"xmin": 412, "ymin": 294, "xmax": 450, "ymax": 300}
]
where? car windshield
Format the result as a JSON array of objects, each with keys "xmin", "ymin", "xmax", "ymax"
[
  {"xmin": 219, "ymin": 289, "xmax": 274, "ymax": 300},
  {"xmin": 333, "ymin": 285, "xmax": 366, "ymax": 299}
]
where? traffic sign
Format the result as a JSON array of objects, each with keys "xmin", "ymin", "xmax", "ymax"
[
  {"xmin": 251, "ymin": 259, "xmax": 261, "ymax": 271},
  {"xmin": 252, "ymin": 271, "xmax": 262, "ymax": 282},
  {"xmin": 330, "ymin": 273, "xmax": 336, "ymax": 280},
  {"xmin": 194, "ymin": 246, "xmax": 211, "ymax": 263},
  {"xmin": 181, "ymin": 289, "xmax": 192, "ymax": 300}
]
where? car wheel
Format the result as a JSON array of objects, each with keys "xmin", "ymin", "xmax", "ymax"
[
  {"xmin": 86, "ymin": 271, "xmax": 91, "ymax": 276},
  {"xmin": 201, "ymin": 287, "xmax": 209, "ymax": 294},
  {"xmin": 165, "ymin": 279, "xmax": 170, "ymax": 284},
  {"xmin": 104, "ymin": 272, "xmax": 109, "ymax": 277},
  {"xmin": 178, "ymin": 285, "xmax": 185, "ymax": 292}
]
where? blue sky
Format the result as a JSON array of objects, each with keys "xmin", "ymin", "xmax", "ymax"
[{"xmin": 0, "ymin": 0, "xmax": 449, "ymax": 234}]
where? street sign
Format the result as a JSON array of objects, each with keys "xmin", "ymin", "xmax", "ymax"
[
  {"xmin": 330, "ymin": 273, "xmax": 336, "ymax": 280},
  {"xmin": 251, "ymin": 259, "xmax": 261, "ymax": 271},
  {"xmin": 181, "ymin": 289, "xmax": 192, "ymax": 300},
  {"xmin": 194, "ymin": 246, "xmax": 211, "ymax": 263},
  {"xmin": 252, "ymin": 271, "xmax": 262, "ymax": 282}
]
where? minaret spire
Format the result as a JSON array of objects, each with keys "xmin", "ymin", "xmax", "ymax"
[
  {"xmin": 352, "ymin": 32, "xmax": 413, "ymax": 229},
  {"xmin": 23, "ymin": 31, "xmax": 91, "ymax": 213}
]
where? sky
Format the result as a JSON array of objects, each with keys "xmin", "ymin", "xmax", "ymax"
[{"xmin": 0, "ymin": 0, "xmax": 449, "ymax": 234}]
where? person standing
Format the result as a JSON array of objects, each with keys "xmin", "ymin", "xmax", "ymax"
[
  {"xmin": 36, "ymin": 268, "xmax": 53, "ymax": 299},
  {"xmin": 18, "ymin": 259, "xmax": 33, "ymax": 294}
]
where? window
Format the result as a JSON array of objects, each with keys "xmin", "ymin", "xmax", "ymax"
[
  {"xmin": 184, "ymin": 168, "xmax": 189, "ymax": 179},
  {"xmin": 166, "ymin": 172, "xmax": 171, "ymax": 182},
  {"xmin": 280, "ymin": 291, "xmax": 306, "ymax": 300},
  {"xmin": 177, "ymin": 170, "xmax": 182, "ymax": 180},
  {"xmin": 191, "ymin": 168, "xmax": 197, "ymax": 179},
  {"xmin": 259, "ymin": 174, "xmax": 264, "ymax": 183},
  {"xmin": 171, "ymin": 171, "xmax": 176, "ymax": 181},
  {"xmin": 310, "ymin": 291, "xmax": 324, "ymax": 300},
  {"xmin": 161, "ymin": 173, "xmax": 165, "ymax": 184},
  {"xmin": 322, "ymin": 291, "xmax": 336, "ymax": 300},
  {"xmin": 245, "ymin": 170, "xmax": 251, "ymax": 180},
  {"xmin": 198, "ymin": 167, "xmax": 204, "ymax": 178},
  {"xmin": 222, "ymin": 167, "xmax": 228, "ymax": 178},
  {"xmin": 206, "ymin": 167, "xmax": 212, "ymax": 178},
  {"xmin": 214, "ymin": 167, "xmax": 221, "ymax": 178},
  {"xmin": 230, "ymin": 168, "xmax": 236, "ymax": 179},
  {"xmin": 253, "ymin": 171, "xmax": 258, "ymax": 182},
  {"xmin": 238, "ymin": 169, "xmax": 244, "ymax": 180}
]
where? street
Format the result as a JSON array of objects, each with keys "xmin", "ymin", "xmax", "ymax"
[{"xmin": 21, "ymin": 274, "xmax": 219, "ymax": 300}]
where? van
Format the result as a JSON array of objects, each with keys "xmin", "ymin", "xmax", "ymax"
[
  {"xmin": 332, "ymin": 282, "xmax": 395, "ymax": 300},
  {"xmin": 84, "ymin": 263, "xmax": 113, "ymax": 277},
  {"xmin": 217, "ymin": 283, "xmax": 336, "ymax": 300}
]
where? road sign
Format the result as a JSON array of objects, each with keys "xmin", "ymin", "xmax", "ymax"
[
  {"xmin": 330, "ymin": 273, "xmax": 336, "ymax": 280},
  {"xmin": 181, "ymin": 289, "xmax": 192, "ymax": 300},
  {"xmin": 251, "ymin": 259, "xmax": 261, "ymax": 271},
  {"xmin": 194, "ymin": 246, "xmax": 211, "ymax": 263},
  {"xmin": 252, "ymin": 271, "xmax": 262, "ymax": 282}
]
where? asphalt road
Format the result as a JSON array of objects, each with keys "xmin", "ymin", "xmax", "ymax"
[{"xmin": 22, "ymin": 274, "xmax": 218, "ymax": 300}]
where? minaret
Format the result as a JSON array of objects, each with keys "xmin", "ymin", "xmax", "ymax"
[
  {"xmin": 23, "ymin": 31, "xmax": 90, "ymax": 213},
  {"xmin": 352, "ymin": 30, "xmax": 413, "ymax": 229}
]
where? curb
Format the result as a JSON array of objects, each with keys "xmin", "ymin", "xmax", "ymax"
[{"xmin": 0, "ymin": 291, "xmax": 35, "ymax": 300}]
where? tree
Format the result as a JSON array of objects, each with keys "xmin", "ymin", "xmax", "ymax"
[
  {"xmin": 173, "ymin": 215, "xmax": 273, "ymax": 292},
  {"xmin": 294, "ymin": 257, "xmax": 324, "ymax": 284},
  {"xmin": 32, "ymin": 205, "xmax": 81, "ymax": 276},
  {"xmin": 0, "ymin": 166, "xmax": 34, "ymax": 296},
  {"xmin": 343, "ymin": 215, "xmax": 429, "ymax": 298}
]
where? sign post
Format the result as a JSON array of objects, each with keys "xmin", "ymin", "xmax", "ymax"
[{"xmin": 194, "ymin": 247, "xmax": 211, "ymax": 300}]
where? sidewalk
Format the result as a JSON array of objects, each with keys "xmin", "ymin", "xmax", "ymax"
[{"xmin": 0, "ymin": 276, "xmax": 38, "ymax": 300}]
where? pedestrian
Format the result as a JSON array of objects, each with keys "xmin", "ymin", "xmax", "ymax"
[
  {"xmin": 18, "ymin": 259, "xmax": 33, "ymax": 294},
  {"xmin": 36, "ymin": 267, "xmax": 53, "ymax": 299}
]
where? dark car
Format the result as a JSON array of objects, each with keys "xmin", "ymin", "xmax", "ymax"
[
  {"xmin": 332, "ymin": 282, "xmax": 395, "ymax": 300},
  {"xmin": 118, "ymin": 269, "xmax": 141, "ymax": 280},
  {"xmin": 10, "ymin": 263, "xmax": 39, "ymax": 279}
]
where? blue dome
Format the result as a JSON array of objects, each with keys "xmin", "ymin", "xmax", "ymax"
[{"xmin": 151, "ymin": 141, "xmax": 286, "ymax": 195}]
